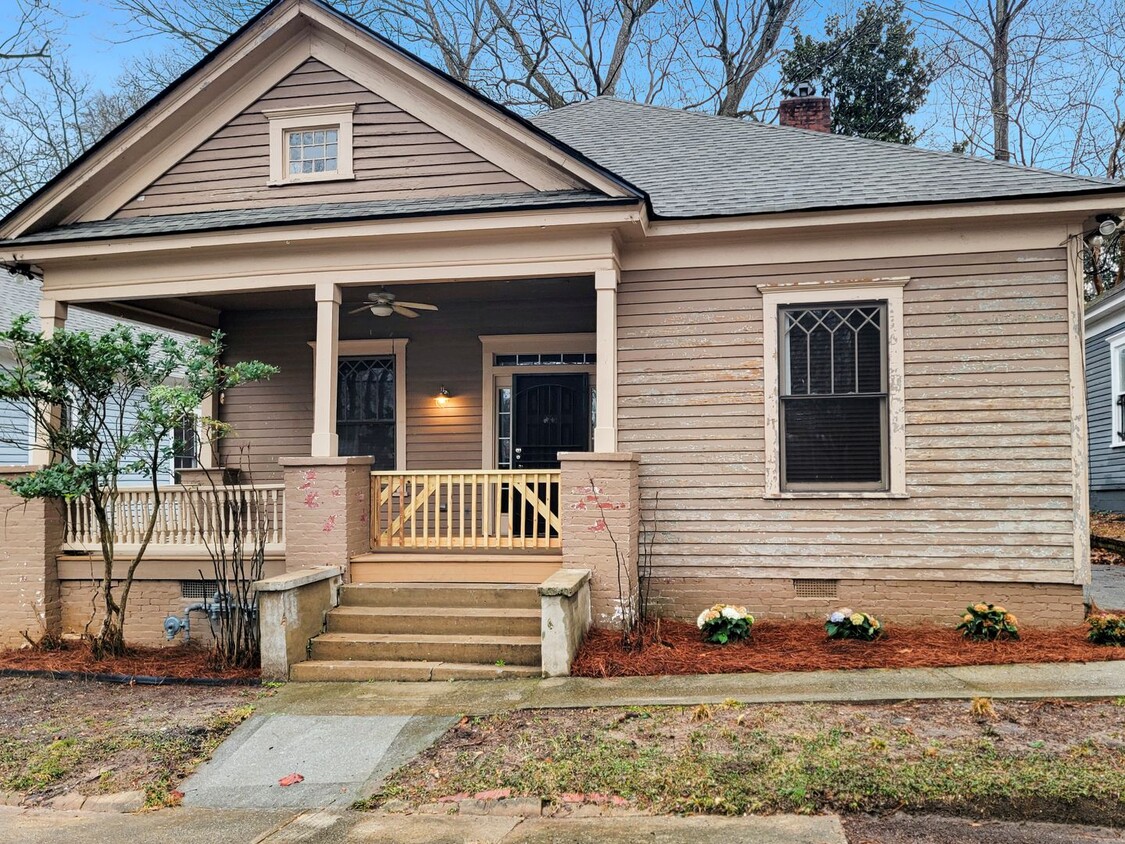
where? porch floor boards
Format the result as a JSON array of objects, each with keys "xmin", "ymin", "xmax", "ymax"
[{"xmin": 350, "ymin": 551, "xmax": 562, "ymax": 585}]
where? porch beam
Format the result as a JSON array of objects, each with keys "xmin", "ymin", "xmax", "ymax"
[
  {"xmin": 311, "ymin": 283, "xmax": 340, "ymax": 458},
  {"xmin": 593, "ymin": 268, "xmax": 618, "ymax": 453},
  {"xmin": 31, "ymin": 299, "xmax": 68, "ymax": 466}
]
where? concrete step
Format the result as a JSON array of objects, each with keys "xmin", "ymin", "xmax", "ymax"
[
  {"xmin": 339, "ymin": 582, "xmax": 540, "ymax": 611},
  {"xmin": 290, "ymin": 659, "xmax": 542, "ymax": 682},
  {"xmin": 326, "ymin": 605, "xmax": 541, "ymax": 637},
  {"xmin": 309, "ymin": 632, "xmax": 541, "ymax": 666}
]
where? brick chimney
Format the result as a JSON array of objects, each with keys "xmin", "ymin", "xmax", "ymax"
[{"xmin": 779, "ymin": 81, "xmax": 831, "ymax": 133}]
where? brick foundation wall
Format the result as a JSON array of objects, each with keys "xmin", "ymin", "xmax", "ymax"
[
  {"xmin": 0, "ymin": 469, "xmax": 64, "ymax": 647},
  {"xmin": 646, "ymin": 577, "xmax": 1086, "ymax": 627},
  {"xmin": 59, "ymin": 579, "xmax": 219, "ymax": 647},
  {"xmin": 560, "ymin": 453, "xmax": 641, "ymax": 627},
  {"xmin": 281, "ymin": 457, "xmax": 371, "ymax": 576}
]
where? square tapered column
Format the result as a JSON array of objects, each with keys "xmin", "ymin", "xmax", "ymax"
[
  {"xmin": 311, "ymin": 283, "xmax": 340, "ymax": 458},
  {"xmin": 31, "ymin": 300, "xmax": 68, "ymax": 467},
  {"xmin": 593, "ymin": 268, "xmax": 618, "ymax": 453}
]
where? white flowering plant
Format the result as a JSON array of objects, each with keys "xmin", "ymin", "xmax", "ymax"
[
  {"xmin": 696, "ymin": 603, "xmax": 753, "ymax": 644},
  {"xmin": 825, "ymin": 608, "xmax": 883, "ymax": 641}
]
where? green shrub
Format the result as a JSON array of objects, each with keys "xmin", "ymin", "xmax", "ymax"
[
  {"xmin": 825, "ymin": 608, "xmax": 883, "ymax": 641},
  {"xmin": 1088, "ymin": 613, "xmax": 1125, "ymax": 646},
  {"xmin": 696, "ymin": 604, "xmax": 753, "ymax": 645},
  {"xmin": 957, "ymin": 603, "xmax": 1019, "ymax": 641}
]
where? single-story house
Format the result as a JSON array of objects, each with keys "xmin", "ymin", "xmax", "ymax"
[
  {"xmin": 0, "ymin": 0, "xmax": 1122, "ymax": 677},
  {"xmin": 1085, "ymin": 281, "xmax": 1125, "ymax": 511}
]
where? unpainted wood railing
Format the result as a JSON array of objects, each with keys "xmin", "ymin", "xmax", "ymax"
[
  {"xmin": 370, "ymin": 470, "xmax": 562, "ymax": 550},
  {"xmin": 63, "ymin": 485, "xmax": 286, "ymax": 551}
]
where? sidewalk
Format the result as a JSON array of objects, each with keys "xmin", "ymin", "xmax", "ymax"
[
  {"xmin": 0, "ymin": 806, "xmax": 848, "ymax": 843},
  {"xmin": 258, "ymin": 660, "xmax": 1125, "ymax": 718}
]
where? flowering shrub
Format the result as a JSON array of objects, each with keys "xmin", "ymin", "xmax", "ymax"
[
  {"xmin": 825, "ymin": 608, "xmax": 882, "ymax": 641},
  {"xmin": 1087, "ymin": 613, "xmax": 1125, "ymax": 646},
  {"xmin": 696, "ymin": 604, "xmax": 753, "ymax": 645},
  {"xmin": 957, "ymin": 603, "xmax": 1019, "ymax": 641}
]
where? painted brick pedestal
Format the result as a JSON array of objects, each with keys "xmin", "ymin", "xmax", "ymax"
[
  {"xmin": 559, "ymin": 452, "xmax": 640, "ymax": 628},
  {"xmin": 0, "ymin": 467, "xmax": 64, "ymax": 647},
  {"xmin": 280, "ymin": 456, "xmax": 371, "ymax": 577}
]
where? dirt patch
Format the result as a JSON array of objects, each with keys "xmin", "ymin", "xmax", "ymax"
[
  {"xmin": 571, "ymin": 619, "xmax": 1124, "ymax": 678},
  {"xmin": 0, "ymin": 642, "xmax": 258, "ymax": 682},
  {"xmin": 381, "ymin": 699, "xmax": 1125, "ymax": 825},
  {"xmin": 0, "ymin": 676, "xmax": 256, "ymax": 806}
]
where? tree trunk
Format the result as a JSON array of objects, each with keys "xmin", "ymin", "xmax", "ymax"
[{"xmin": 991, "ymin": 0, "xmax": 1011, "ymax": 162}]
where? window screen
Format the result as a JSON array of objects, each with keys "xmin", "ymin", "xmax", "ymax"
[{"xmin": 780, "ymin": 303, "xmax": 888, "ymax": 489}]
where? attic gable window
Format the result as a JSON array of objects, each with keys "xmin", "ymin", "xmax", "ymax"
[{"xmin": 264, "ymin": 103, "xmax": 356, "ymax": 186}]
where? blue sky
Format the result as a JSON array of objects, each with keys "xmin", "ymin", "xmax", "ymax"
[{"xmin": 50, "ymin": 0, "xmax": 175, "ymax": 87}]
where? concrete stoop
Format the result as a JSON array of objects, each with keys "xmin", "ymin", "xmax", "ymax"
[{"xmin": 294, "ymin": 582, "xmax": 544, "ymax": 682}]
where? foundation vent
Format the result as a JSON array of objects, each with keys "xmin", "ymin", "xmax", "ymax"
[
  {"xmin": 181, "ymin": 580, "xmax": 219, "ymax": 600},
  {"xmin": 793, "ymin": 578, "xmax": 839, "ymax": 599}
]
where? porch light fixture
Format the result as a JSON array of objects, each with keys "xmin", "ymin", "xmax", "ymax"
[
  {"xmin": 1086, "ymin": 213, "xmax": 1122, "ymax": 248},
  {"xmin": 435, "ymin": 385, "xmax": 451, "ymax": 406}
]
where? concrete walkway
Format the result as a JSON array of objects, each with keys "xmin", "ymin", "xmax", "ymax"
[
  {"xmin": 0, "ymin": 807, "xmax": 847, "ymax": 843},
  {"xmin": 1092, "ymin": 564, "xmax": 1125, "ymax": 610},
  {"xmin": 258, "ymin": 660, "xmax": 1125, "ymax": 718}
]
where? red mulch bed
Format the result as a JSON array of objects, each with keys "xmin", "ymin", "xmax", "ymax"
[
  {"xmin": 571, "ymin": 619, "xmax": 1125, "ymax": 678},
  {"xmin": 0, "ymin": 643, "xmax": 259, "ymax": 682}
]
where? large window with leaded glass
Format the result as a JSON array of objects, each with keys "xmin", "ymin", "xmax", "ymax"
[
  {"xmin": 337, "ymin": 356, "xmax": 396, "ymax": 469},
  {"xmin": 779, "ymin": 302, "xmax": 888, "ymax": 490}
]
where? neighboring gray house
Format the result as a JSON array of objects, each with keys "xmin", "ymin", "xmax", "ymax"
[
  {"xmin": 0, "ymin": 270, "xmax": 197, "ymax": 482},
  {"xmin": 1086, "ymin": 284, "xmax": 1125, "ymax": 511}
]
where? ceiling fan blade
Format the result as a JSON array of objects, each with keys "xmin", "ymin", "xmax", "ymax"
[
  {"xmin": 393, "ymin": 301, "xmax": 438, "ymax": 311},
  {"xmin": 394, "ymin": 305, "xmax": 420, "ymax": 318},
  {"xmin": 348, "ymin": 305, "xmax": 375, "ymax": 315}
]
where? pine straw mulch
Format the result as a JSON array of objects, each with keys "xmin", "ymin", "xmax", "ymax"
[
  {"xmin": 1092, "ymin": 511, "xmax": 1125, "ymax": 543},
  {"xmin": 571, "ymin": 619, "xmax": 1125, "ymax": 678},
  {"xmin": 0, "ymin": 642, "xmax": 259, "ymax": 682}
]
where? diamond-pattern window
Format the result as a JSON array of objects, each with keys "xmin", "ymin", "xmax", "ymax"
[
  {"xmin": 337, "ymin": 356, "xmax": 395, "ymax": 469},
  {"xmin": 780, "ymin": 303, "xmax": 888, "ymax": 490}
]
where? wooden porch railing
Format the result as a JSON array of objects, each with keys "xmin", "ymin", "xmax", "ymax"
[
  {"xmin": 370, "ymin": 470, "xmax": 562, "ymax": 550},
  {"xmin": 63, "ymin": 485, "xmax": 285, "ymax": 551}
]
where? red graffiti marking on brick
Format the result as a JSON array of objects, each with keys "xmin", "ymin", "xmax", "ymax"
[
  {"xmin": 303, "ymin": 491, "xmax": 320, "ymax": 509},
  {"xmin": 322, "ymin": 514, "xmax": 337, "ymax": 533}
]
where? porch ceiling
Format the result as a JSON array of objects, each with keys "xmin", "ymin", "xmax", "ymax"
[{"xmin": 81, "ymin": 275, "xmax": 595, "ymax": 334}]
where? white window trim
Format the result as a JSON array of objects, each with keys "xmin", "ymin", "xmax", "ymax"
[
  {"xmin": 479, "ymin": 333, "xmax": 596, "ymax": 469},
  {"xmin": 759, "ymin": 276, "xmax": 909, "ymax": 500},
  {"xmin": 308, "ymin": 338, "xmax": 407, "ymax": 470},
  {"xmin": 1108, "ymin": 330, "xmax": 1125, "ymax": 448},
  {"xmin": 264, "ymin": 102, "xmax": 356, "ymax": 186}
]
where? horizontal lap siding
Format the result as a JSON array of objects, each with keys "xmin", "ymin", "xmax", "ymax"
[
  {"xmin": 115, "ymin": 59, "xmax": 532, "ymax": 218},
  {"xmin": 218, "ymin": 280, "xmax": 594, "ymax": 481},
  {"xmin": 1085, "ymin": 323, "xmax": 1125, "ymax": 506},
  {"xmin": 617, "ymin": 248, "xmax": 1078, "ymax": 584}
]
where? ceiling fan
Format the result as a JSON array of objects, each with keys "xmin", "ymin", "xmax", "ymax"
[{"xmin": 348, "ymin": 291, "xmax": 439, "ymax": 319}]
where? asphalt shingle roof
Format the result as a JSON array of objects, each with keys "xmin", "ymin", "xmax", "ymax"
[
  {"xmin": 531, "ymin": 97, "xmax": 1125, "ymax": 218},
  {"xmin": 2, "ymin": 190, "xmax": 627, "ymax": 245}
]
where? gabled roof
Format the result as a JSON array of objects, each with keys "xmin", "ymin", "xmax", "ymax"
[
  {"xmin": 0, "ymin": 0, "xmax": 639, "ymax": 240},
  {"xmin": 532, "ymin": 97, "xmax": 1125, "ymax": 218}
]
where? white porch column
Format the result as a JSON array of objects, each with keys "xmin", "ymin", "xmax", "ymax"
[
  {"xmin": 31, "ymin": 299, "xmax": 68, "ymax": 467},
  {"xmin": 593, "ymin": 267, "xmax": 619, "ymax": 453},
  {"xmin": 311, "ymin": 283, "xmax": 340, "ymax": 458}
]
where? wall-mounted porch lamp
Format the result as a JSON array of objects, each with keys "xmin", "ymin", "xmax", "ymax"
[
  {"xmin": 435, "ymin": 385, "xmax": 451, "ymax": 406},
  {"xmin": 1085, "ymin": 213, "xmax": 1122, "ymax": 249}
]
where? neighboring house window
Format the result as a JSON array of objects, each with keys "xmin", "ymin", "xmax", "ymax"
[
  {"xmin": 760, "ymin": 277, "xmax": 909, "ymax": 498},
  {"xmin": 173, "ymin": 415, "xmax": 198, "ymax": 470},
  {"xmin": 779, "ymin": 303, "xmax": 887, "ymax": 490},
  {"xmin": 264, "ymin": 103, "xmax": 355, "ymax": 185},
  {"xmin": 1110, "ymin": 334, "xmax": 1125, "ymax": 447}
]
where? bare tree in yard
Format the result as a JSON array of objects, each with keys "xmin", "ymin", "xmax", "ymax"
[
  {"xmin": 912, "ymin": 0, "xmax": 1090, "ymax": 167},
  {"xmin": 2, "ymin": 0, "xmax": 52, "ymax": 67},
  {"xmin": 0, "ymin": 324, "xmax": 275, "ymax": 658}
]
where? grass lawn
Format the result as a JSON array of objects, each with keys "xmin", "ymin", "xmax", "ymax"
[
  {"xmin": 378, "ymin": 698, "xmax": 1125, "ymax": 826},
  {"xmin": 0, "ymin": 677, "xmax": 258, "ymax": 807}
]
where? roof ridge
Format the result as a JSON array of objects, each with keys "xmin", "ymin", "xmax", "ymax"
[{"xmin": 541, "ymin": 96, "xmax": 1119, "ymax": 188}]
